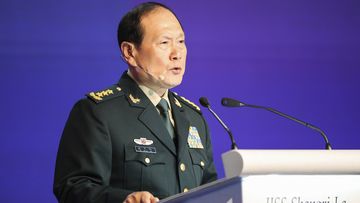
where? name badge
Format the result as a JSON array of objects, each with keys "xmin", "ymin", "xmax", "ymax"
[{"xmin": 135, "ymin": 146, "xmax": 157, "ymax": 154}]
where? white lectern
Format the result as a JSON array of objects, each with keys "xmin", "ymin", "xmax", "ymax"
[
  {"xmin": 162, "ymin": 150, "xmax": 360, "ymax": 203},
  {"xmin": 222, "ymin": 150, "xmax": 360, "ymax": 203}
]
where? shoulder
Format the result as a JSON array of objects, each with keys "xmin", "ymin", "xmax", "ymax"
[
  {"xmin": 172, "ymin": 92, "xmax": 202, "ymax": 115},
  {"xmin": 68, "ymin": 85, "xmax": 125, "ymax": 118},
  {"xmin": 86, "ymin": 85, "xmax": 124, "ymax": 104}
]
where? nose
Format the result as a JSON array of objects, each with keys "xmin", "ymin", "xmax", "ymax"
[
  {"xmin": 170, "ymin": 51, "xmax": 181, "ymax": 61},
  {"xmin": 170, "ymin": 43, "xmax": 185, "ymax": 61},
  {"xmin": 170, "ymin": 50, "xmax": 181, "ymax": 61}
]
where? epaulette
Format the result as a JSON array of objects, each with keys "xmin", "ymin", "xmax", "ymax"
[
  {"xmin": 173, "ymin": 92, "xmax": 202, "ymax": 114},
  {"xmin": 86, "ymin": 85, "xmax": 124, "ymax": 104}
]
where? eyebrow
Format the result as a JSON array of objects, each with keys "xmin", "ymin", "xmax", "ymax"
[{"xmin": 160, "ymin": 33, "xmax": 185, "ymax": 40}]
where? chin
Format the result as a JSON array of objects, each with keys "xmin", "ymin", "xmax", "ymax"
[{"xmin": 164, "ymin": 77, "xmax": 183, "ymax": 89}]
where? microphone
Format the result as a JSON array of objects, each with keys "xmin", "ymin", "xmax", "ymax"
[
  {"xmin": 221, "ymin": 97, "xmax": 332, "ymax": 150},
  {"xmin": 136, "ymin": 65, "xmax": 166, "ymax": 82},
  {"xmin": 199, "ymin": 97, "xmax": 238, "ymax": 150},
  {"xmin": 159, "ymin": 75, "xmax": 165, "ymax": 81}
]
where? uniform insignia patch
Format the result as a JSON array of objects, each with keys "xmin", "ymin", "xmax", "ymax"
[
  {"xmin": 181, "ymin": 96, "xmax": 200, "ymax": 111},
  {"xmin": 87, "ymin": 85, "xmax": 123, "ymax": 104},
  {"xmin": 174, "ymin": 98, "xmax": 182, "ymax": 108},
  {"xmin": 172, "ymin": 92, "xmax": 201, "ymax": 114},
  {"xmin": 129, "ymin": 94, "xmax": 141, "ymax": 104},
  {"xmin": 89, "ymin": 89, "xmax": 114, "ymax": 101},
  {"xmin": 134, "ymin": 137, "xmax": 153, "ymax": 146},
  {"xmin": 187, "ymin": 126, "xmax": 204, "ymax": 149}
]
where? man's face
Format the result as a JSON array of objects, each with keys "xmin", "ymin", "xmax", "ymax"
[{"xmin": 132, "ymin": 7, "xmax": 187, "ymax": 92}]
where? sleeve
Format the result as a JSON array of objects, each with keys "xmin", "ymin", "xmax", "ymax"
[
  {"xmin": 200, "ymin": 117, "xmax": 218, "ymax": 185},
  {"xmin": 53, "ymin": 99, "xmax": 132, "ymax": 203}
]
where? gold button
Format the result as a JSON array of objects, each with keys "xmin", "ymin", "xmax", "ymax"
[
  {"xmin": 145, "ymin": 157, "xmax": 150, "ymax": 164},
  {"xmin": 200, "ymin": 161, "xmax": 205, "ymax": 167},
  {"xmin": 183, "ymin": 187, "xmax": 189, "ymax": 192},
  {"xmin": 180, "ymin": 163, "xmax": 186, "ymax": 171}
]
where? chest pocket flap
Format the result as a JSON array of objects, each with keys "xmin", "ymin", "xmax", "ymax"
[{"xmin": 189, "ymin": 149, "xmax": 207, "ymax": 169}]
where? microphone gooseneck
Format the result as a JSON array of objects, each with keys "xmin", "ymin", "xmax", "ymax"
[
  {"xmin": 199, "ymin": 97, "xmax": 238, "ymax": 150},
  {"xmin": 221, "ymin": 97, "xmax": 332, "ymax": 150},
  {"xmin": 136, "ymin": 65, "xmax": 166, "ymax": 82}
]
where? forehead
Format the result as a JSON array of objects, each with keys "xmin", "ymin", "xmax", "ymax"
[{"xmin": 140, "ymin": 7, "xmax": 184, "ymax": 38}]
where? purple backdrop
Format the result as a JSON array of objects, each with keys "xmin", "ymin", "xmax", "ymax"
[{"xmin": 1, "ymin": 0, "xmax": 359, "ymax": 202}]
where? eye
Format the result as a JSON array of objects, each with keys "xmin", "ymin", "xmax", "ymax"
[
  {"xmin": 160, "ymin": 41, "xmax": 169, "ymax": 44},
  {"xmin": 179, "ymin": 39, "xmax": 185, "ymax": 44}
]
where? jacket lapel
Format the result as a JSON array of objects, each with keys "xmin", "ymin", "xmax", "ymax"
[
  {"xmin": 118, "ymin": 72, "xmax": 177, "ymax": 155},
  {"xmin": 138, "ymin": 107, "xmax": 177, "ymax": 155},
  {"xmin": 170, "ymin": 93, "xmax": 190, "ymax": 159}
]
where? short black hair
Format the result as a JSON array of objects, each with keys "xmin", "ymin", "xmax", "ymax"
[{"xmin": 117, "ymin": 2, "xmax": 182, "ymax": 48}]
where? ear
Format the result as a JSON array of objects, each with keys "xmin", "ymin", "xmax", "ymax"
[{"xmin": 120, "ymin": 41, "xmax": 138, "ymax": 67}]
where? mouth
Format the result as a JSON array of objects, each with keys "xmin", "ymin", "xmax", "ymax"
[{"xmin": 169, "ymin": 67, "xmax": 182, "ymax": 74}]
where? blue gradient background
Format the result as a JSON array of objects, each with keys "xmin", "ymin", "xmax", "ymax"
[{"xmin": 1, "ymin": 0, "xmax": 359, "ymax": 202}]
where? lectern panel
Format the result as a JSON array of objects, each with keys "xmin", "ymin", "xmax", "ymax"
[{"xmin": 161, "ymin": 177, "xmax": 242, "ymax": 203}]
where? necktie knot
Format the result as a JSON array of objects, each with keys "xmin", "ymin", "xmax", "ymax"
[{"xmin": 157, "ymin": 98, "xmax": 169, "ymax": 114}]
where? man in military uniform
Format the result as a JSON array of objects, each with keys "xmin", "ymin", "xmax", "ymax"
[{"xmin": 53, "ymin": 2, "xmax": 217, "ymax": 203}]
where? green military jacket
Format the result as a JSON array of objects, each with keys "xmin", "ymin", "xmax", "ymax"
[{"xmin": 53, "ymin": 72, "xmax": 217, "ymax": 202}]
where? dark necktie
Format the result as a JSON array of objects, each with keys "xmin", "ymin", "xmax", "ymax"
[{"xmin": 157, "ymin": 98, "xmax": 175, "ymax": 139}]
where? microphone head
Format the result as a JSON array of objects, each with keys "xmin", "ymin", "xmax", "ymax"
[
  {"xmin": 199, "ymin": 97, "xmax": 210, "ymax": 107},
  {"xmin": 221, "ymin": 97, "xmax": 246, "ymax": 107},
  {"xmin": 159, "ymin": 75, "xmax": 165, "ymax": 81}
]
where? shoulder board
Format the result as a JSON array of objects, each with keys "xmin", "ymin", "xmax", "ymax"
[
  {"xmin": 86, "ymin": 85, "xmax": 124, "ymax": 104},
  {"xmin": 173, "ymin": 92, "xmax": 202, "ymax": 114}
]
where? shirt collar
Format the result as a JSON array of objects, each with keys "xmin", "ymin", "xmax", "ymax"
[{"xmin": 127, "ymin": 70, "xmax": 171, "ymax": 109}]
